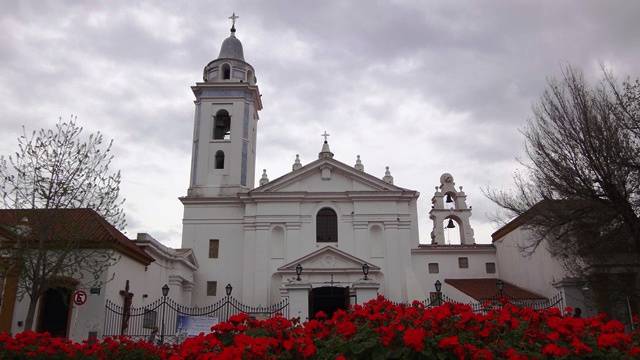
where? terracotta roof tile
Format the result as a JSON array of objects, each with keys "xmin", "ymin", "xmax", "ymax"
[{"xmin": 0, "ymin": 208, "xmax": 154, "ymax": 265}]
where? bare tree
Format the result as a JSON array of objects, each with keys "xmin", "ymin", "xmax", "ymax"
[
  {"xmin": 485, "ymin": 67, "xmax": 640, "ymax": 310},
  {"xmin": 0, "ymin": 116, "xmax": 125, "ymax": 330}
]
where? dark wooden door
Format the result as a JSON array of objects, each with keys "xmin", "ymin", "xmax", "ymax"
[
  {"xmin": 309, "ymin": 286, "xmax": 349, "ymax": 319},
  {"xmin": 38, "ymin": 287, "xmax": 72, "ymax": 337}
]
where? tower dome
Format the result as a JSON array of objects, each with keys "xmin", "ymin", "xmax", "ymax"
[
  {"xmin": 218, "ymin": 32, "xmax": 244, "ymax": 61},
  {"xmin": 202, "ymin": 14, "xmax": 256, "ymax": 84}
]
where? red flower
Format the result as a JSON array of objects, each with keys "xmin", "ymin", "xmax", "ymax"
[
  {"xmin": 1, "ymin": 297, "xmax": 638, "ymax": 359},
  {"xmin": 314, "ymin": 310, "xmax": 327, "ymax": 319},
  {"xmin": 283, "ymin": 339, "xmax": 294, "ymax": 351},
  {"xmin": 597, "ymin": 333, "xmax": 631, "ymax": 349},
  {"xmin": 403, "ymin": 328, "xmax": 426, "ymax": 352},
  {"xmin": 542, "ymin": 343, "xmax": 569, "ymax": 357},
  {"xmin": 336, "ymin": 321, "xmax": 357, "ymax": 338},
  {"xmin": 472, "ymin": 348, "xmax": 494, "ymax": 360},
  {"xmin": 438, "ymin": 335, "xmax": 459, "ymax": 349}
]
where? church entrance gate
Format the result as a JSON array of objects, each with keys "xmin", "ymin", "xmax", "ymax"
[
  {"xmin": 308, "ymin": 286, "xmax": 349, "ymax": 319},
  {"xmin": 37, "ymin": 287, "xmax": 72, "ymax": 337}
]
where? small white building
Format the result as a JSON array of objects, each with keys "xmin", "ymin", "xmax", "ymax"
[{"xmin": 0, "ymin": 209, "xmax": 197, "ymax": 342}]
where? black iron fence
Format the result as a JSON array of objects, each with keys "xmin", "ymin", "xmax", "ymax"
[
  {"xmin": 104, "ymin": 295, "xmax": 289, "ymax": 344},
  {"xmin": 105, "ymin": 291, "xmax": 563, "ymax": 343},
  {"xmin": 420, "ymin": 291, "xmax": 565, "ymax": 313},
  {"xmin": 398, "ymin": 292, "xmax": 565, "ymax": 314},
  {"xmin": 471, "ymin": 292, "xmax": 565, "ymax": 313}
]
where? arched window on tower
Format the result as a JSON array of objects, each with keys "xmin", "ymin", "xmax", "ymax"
[
  {"xmin": 213, "ymin": 110, "xmax": 231, "ymax": 140},
  {"xmin": 221, "ymin": 63, "xmax": 231, "ymax": 80},
  {"xmin": 316, "ymin": 208, "xmax": 338, "ymax": 243},
  {"xmin": 246, "ymin": 70, "xmax": 254, "ymax": 84},
  {"xmin": 215, "ymin": 150, "xmax": 225, "ymax": 169}
]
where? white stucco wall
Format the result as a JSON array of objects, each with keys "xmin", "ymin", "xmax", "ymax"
[
  {"xmin": 9, "ymin": 241, "xmax": 196, "ymax": 342},
  {"xmin": 493, "ymin": 227, "xmax": 567, "ymax": 298},
  {"xmin": 410, "ymin": 248, "xmax": 498, "ymax": 300},
  {"xmin": 9, "ymin": 252, "xmax": 124, "ymax": 340}
]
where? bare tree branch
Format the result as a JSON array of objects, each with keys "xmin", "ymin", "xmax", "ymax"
[{"xmin": 0, "ymin": 116, "xmax": 125, "ymax": 329}]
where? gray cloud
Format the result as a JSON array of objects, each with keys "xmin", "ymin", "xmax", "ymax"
[{"xmin": 1, "ymin": 1, "xmax": 639, "ymax": 246}]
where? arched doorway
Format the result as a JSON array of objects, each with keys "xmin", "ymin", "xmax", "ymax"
[
  {"xmin": 309, "ymin": 286, "xmax": 349, "ymax": 318},
  {"xmin": 37, "ymin": 287, "xmax": 72, "ymax": 337}
]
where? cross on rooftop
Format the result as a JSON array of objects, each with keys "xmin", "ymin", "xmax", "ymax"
[
  {"xmin": 321, "ymin": 131, "xmax": 330, "ymax": 142},
  {"xmin": 229, "ymin": 12, "xmax": 239, "ymax": 29}
]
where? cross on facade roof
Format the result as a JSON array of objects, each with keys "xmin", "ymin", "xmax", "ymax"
[
  {"xmin": 229, "ymin": 12, "xmax": 239, "ymax": 30},
  {"xmin": 321, "ymin": 131, "xmax": 330, "ymax": 142}
]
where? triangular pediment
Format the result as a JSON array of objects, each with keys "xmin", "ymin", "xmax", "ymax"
[
  {"xmin": 251, "ymin": 158, "xmax": 409, "ymax": 193},
  {"xmin": 277, "ymin": 246, "xmax": 380, "ymax": 273}
]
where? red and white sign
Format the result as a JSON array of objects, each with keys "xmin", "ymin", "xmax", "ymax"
[{"xmin": 73, "ymin": 290, "xmax": 87, "ymax": 305}]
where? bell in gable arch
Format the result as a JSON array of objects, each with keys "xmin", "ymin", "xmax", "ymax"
[{"xmin": 446, "ymin": 218, "xmax": 456, "ymax": 229}]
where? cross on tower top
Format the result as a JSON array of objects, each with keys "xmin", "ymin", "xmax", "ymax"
[
  {"xmin": 321, "ymin": 131, "xmax": 330, "ymax": 143},
  {"xmin": 229, "ymin": 12, "xmax": 239, "ymax": 31}
]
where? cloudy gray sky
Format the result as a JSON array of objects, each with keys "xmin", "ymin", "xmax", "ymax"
[{"xmin": 1, "ymin": 1, "xmax": 639, "ymax": 247}]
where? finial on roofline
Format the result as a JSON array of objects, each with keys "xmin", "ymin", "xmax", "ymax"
[
  {"xmin": 354, "ymin": 155, "xmax": 364, "ymax": 172},
  {"xmin": 259, "ymin": 169, "xmax": 269, "ymax": 186},
  {"xmin": 229, "ymin": 12, "xmax": 239, "ymax": 33},
  {"xmin": 292, "ymin": 154, "xmax": 302, "ymax": 171},
  {"xmin": 383, "ymin": 166, "xmax": 394, "ymax": 184},
  {"xmin": 318, "ymin": 131, "xmax": 334, "ymax": 159}
]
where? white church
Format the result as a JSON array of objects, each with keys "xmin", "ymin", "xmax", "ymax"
[
  {"xmin": 0, "ymin": 19, "xmax": 592, "ymax": 340},
  {"xmin": 178, "ymin": 20, "xmax": 583, "ymax": 318}
]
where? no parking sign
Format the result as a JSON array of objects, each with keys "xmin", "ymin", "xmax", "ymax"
[{"xmin": 73, "ymin": 290, "xmax": 87, "ymax": 305}]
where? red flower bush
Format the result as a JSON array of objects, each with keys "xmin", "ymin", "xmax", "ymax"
[{"xmin": 2, "ymin": 296, "xmax": 640, "ymax": 359}]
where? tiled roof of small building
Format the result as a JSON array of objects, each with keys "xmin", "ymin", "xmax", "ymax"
[
  {"xmin": 0, "ymin": 208, "xmax": 154, "ymax": 265},
  {"xmin": 445, "ymin": 278, "xmax": 546, "ymax": 301}
]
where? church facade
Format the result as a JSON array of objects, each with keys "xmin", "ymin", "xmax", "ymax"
[{"xmin": 179, "ymin": 24, "xmax": 519, "ymax": 318}]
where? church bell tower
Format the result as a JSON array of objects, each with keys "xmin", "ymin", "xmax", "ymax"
[
  {"xmin": 187, "ymin": 14, "xmax": 262, "ymax": 197},
  {"xmin": 429, "ymin": 173, "xmax": 475, "ymax": 245}
]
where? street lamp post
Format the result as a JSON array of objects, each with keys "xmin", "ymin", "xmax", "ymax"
[
  {"xmin": 362, "ymin": 263, "xmax": 370, "ymax": 280},
  {"xmin": 434, "ymin": 280, "xmax": 442, "ymax": 306},
  {"xmin": 225, "ymin": 283, "xmax": 233, "ymax": 297},
  {"xmin": 160, "ymin": 284, "xmax": 169, "ymax": 344},
  {"xmin": 295, "ymin": 264, "xmax": 303, "ymax": 281},
  {"xmin": 496, "ymin": 279, "xmax": 504, "ymax": 297}
]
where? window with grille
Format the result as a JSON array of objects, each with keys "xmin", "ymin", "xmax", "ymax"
[
  {"xmin": 207, "ymin": 281, "xmax": 217, "ymax": 296},
  {"xmin": 209, "ymin": 239, "xmax": 219, "ymax": 259},
  {"xmin": 316, "ymin": 208, "xmax": 338, "ymax": 242},
  {"xmin": 458, "ymin": 257, "xmax": 469, "ymax": 269},
  {"xmin": 428, "ymin": 263, "xmax": 439, "ymax": 274},
  {"xmin": 486, "ymin": 262, "xmax": 496, "ymax": 274}
]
